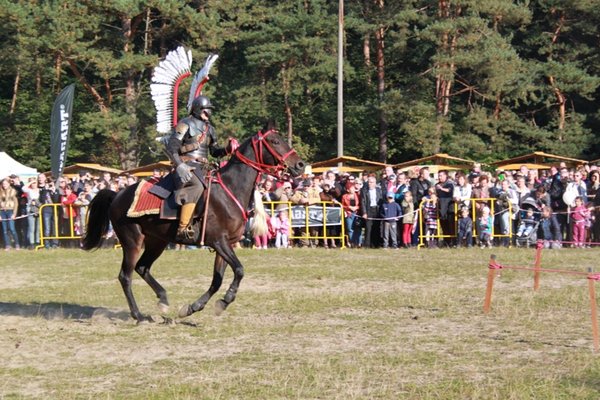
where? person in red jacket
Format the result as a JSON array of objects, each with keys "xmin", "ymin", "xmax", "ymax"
[{"xmin": 59, "ymin": 184, "xmax": 78, "ymax": 246}]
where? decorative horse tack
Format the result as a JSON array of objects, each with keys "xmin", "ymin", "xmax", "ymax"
[{"xmin": 82, "ymin": 128, "xmax": 305, "ymax": 322}]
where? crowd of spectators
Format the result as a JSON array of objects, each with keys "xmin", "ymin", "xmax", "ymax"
[
  {"xmin": 252, "ymin": 162, "xmax": 600, "ymax": 250},
  {"xmin": 2, "ymin": 162, "xmax": 600, "ymax": 250},
  {"xmin": 0, "ymin": 170, "xmax": 154, "ymax": 250}
]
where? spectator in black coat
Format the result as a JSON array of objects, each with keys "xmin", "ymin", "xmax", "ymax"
[{"xmin": 360, "ymin": 175, "xmax": 383, "ymax": 248}]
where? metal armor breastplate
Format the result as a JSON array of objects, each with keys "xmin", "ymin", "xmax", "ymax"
[{"xmin": 180, "ymin": 117, "xmax": 213, "ymax": 160}]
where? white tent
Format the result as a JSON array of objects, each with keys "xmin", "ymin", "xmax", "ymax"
[{"xmin": 0, "ymin": 152, "xmax": 38, "ymax": 180}]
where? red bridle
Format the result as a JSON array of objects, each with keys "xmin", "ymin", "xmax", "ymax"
[
  {"xmin": 214, "ymin": 129, "xmax": 299, "ymax": 221},
  {"xmin": 233, "ymin": 129, "xmax": 298, "ymax": 179}
]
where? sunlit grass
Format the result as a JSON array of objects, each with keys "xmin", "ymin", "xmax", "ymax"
[{"xmin": 2, "ymin": 247, "xmax": 600, "ymax": 398}]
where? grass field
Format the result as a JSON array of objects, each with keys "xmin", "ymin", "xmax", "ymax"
[{"xmin": 2, "ymin": 246, "xmax": 600, "ymax": 399}]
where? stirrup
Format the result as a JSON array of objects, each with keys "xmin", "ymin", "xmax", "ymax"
[{"xmin": 177, "ymin": 225, "xmax": 195, "ymax": 241}]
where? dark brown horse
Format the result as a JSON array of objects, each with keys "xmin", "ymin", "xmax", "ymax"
[{"xmin": 82, "ymin": 129, "xmax": 305, "ymax": 322}]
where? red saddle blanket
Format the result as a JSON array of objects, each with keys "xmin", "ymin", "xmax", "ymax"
[{"xmin": 127, "ymin": 180, "xmax": 163, "ymax": 217}]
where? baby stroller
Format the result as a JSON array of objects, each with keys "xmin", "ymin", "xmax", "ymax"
[{"xmin": 515, "ymin": 198, "xmax": 541, "ymax": 248}]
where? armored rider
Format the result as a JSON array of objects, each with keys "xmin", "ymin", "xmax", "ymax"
[{"xmin": 166, "ymin": 95, "xmax": 236, "ymax": 240}]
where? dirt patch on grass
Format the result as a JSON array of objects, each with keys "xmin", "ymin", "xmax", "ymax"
[{"xmin": 2, "ymin": 248, "xmax": 600, "ymax": 399}]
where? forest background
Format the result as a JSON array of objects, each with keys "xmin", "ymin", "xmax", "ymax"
[{"xmin": 1, "ymin": 0, "xmax": 599, "ymax": 171}]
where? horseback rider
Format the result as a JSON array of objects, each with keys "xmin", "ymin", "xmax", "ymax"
[{"xmin": 166, "ymin": 95, "xmax": 237, "ymax": 240}]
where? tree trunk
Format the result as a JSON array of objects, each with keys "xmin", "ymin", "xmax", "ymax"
[
  {"xmin": 66, "ymin": 58, "xmax": 107, "ymax": 112},
  {"xmin": 282, "ymin": 64, "xmax": 293, "ymax": 147},
  {"xmin": 434, "ymin": 0, "xmax": 458, "ymax": 150},
  {"xmin": 493, "ymin": 93, "xmax": 502, "ymax": 120},
  {"xmin": 375, "ymin": 24, "xmax": 387, "ymax": 163},
  {"xmin": 363, "ymin": 0, "xmax": 372, "ymax": 87},
  {"xmin": 10, "ymin": 68, "xmax": 20, "ymax": 115},
  {"xmin": 548, "ymin": 12, "xmax": 566, "ymax": 137},
  {"xmin": 54, "ymin": 52, "xmax": 62, "ymax": 94},
  {"xmin": 36, "ymin": 71, "xmax": 42, "ymax": 96},
  {"xmin": 120, "ymin": 16, "xmax": 139, "ymax": 170},
  {"xmin": 549, "ymin": 76, "xmax": 566, "ymax": 134}
]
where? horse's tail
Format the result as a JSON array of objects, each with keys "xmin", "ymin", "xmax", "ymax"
[
  {"xmin": 82, "ymin": 189, "xmax": 117, "ymax": 250},
  {"xmin": 250, "ymin": 190, "xmax": 269, "ymax": 236}
]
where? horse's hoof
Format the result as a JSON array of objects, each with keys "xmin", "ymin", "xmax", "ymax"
[
  {"xmin": 160, "ymin": 316, "xmax": 175, "ymax": 325},
  {"xmin": 178, "ymin": 304, "xmax": 192, "ymax": 318},
  {"xmin": 214, "ymin": 300, "xmax": 227, "ymax": 316},
  {"xmin": 157, "ymin": 301, "xmax": 169, "ymax": 314},
  {"xmin": 136, "ymin": 315, "xmax": 154, "ymax": 325}
]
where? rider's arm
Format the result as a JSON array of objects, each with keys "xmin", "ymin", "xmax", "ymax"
[
  {"xmin": 206, "ymin": 125, "xmax": 229, "ymax": 159},
  {"xmin": 166, "ymin": 122, "xmax": 188, "ymax": 165}
]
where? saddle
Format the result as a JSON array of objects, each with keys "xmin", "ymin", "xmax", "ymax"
[
  {"xmin": 127, "ymin": 169, "xmax": 206, "ymax": 222},
  {"xmin": 127, "ymin": 174, "xmax": 177, "ymax": 220}
]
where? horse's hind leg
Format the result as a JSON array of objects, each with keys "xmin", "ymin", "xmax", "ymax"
[
  {"xmin": 117, "ymin": 226, "xmax": 153, "ymax": 322},
  {"xmin": 119, "ymin": 246, "xmax": 154, "ymax": 322},
  {"xmin": 136, "ymin": 236, "xmax": 170, "ymax": 313},
  {"xmin": 178, "ymin": 254, "xmax": 227, "ymax": 318}
]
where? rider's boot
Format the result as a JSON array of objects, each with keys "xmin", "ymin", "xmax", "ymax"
[{"xmin": 177, "ymin": 202, "xmax": 196, "ymax": 241}]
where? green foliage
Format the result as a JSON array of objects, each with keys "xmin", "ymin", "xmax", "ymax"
[{"xmin": 0, "ymin": 0, "xmax": 599, "ymax": 169}]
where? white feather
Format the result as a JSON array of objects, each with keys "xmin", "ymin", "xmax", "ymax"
[
  {"xmin": 176, "ymin": 47, "xmax": 192, "ymax": 73},
  {"xmin": 150, "ymin": 46, "xmax": 193, "ymax": 134},
  {"xmin": 150, "ymin": 85, "xmax": 174, "ymax": 95},
  {"xmin": 187, "ymin": 53, "xmax": 219, "ymax": 112}
]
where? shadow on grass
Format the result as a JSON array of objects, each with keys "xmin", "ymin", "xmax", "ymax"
[{"xmin": 0, "ymin": 301, "xmax": 129, "ymax": 321}]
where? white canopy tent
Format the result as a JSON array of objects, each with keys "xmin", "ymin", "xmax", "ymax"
[{"xmin": 0, "ymin": 152, "xmax": 38, "ymax": 180}]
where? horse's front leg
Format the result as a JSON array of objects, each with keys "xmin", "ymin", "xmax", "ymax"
[
  {"xmin": 213, "ymin": 242, "xmax": 245, "ymax": 316},
  {"xmin": 178, "ymin": 254, "xmax": 227, "ymax": 318}
]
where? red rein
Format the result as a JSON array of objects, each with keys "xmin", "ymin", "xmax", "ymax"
[
  {"xmin": 215, "ymin": 130, "xmax": 297, "ymax": 221},
  {"xmin": 234, "ymin": 130, "xmax": 298, "ymax": 182}
]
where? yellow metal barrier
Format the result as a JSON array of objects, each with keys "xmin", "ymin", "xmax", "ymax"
[
  {"xmin": 417, "ymin": 198, "xmax": 448, "ymax": 249},
  {"xmin": 459, "ymin": 198, "xmax": 513, "ymax": 242},
  {"xmin": 36, "ymin": 203, "xmax": 80, "ymax": 250},
  {"xmin": 417, "ymin": 197, "xmax": 514, "ymax": 249},
  {"xmin": 264, "ymin": 201, "xmax": 346, "ymax": 248}
]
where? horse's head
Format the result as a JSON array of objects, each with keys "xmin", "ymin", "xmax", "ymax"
[{"xmin": 235, "ymin": 129, "xmax": 306, "ymax": 178}]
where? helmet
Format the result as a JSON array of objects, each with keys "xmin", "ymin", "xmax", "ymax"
[{"xmin": 191, "ymin": 95, "xmax": 214, "ymax": 118}]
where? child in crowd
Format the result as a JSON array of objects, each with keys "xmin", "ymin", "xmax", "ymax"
[
  {"xmin": 571, "ymin": 196, "xmax": 589, "ymax": 248},
  {"xmin": 271, "ymin": 210, "xmax": 290, "ymax": 249},
  {"xmin": 586, "ymin": 204, "xmax": 596, "ymax": 247},
  {"xmin": 379, "ymin": 191, "xmax": 402, "ymax": 249},
  {"xmin": 516, "ymin": 209, "xmax": 536, "ymax": 238},
  {"xmin": 457, "ymin": 207, "xmax": 473, "ymax": 248},
  {"xmin": 422, "ymin": 190, "xmax": 438, "ymax": 248},
  {"xmin": 539, "ymin": 205, "xmax": 562, "ymax": 249},
  {"xmin": 477, "ymin": 206, "xmax": 493, "ymax": 248},
  {"xmin": 401, "ymin": 191, "xmax": 415, "ymax": 248}
]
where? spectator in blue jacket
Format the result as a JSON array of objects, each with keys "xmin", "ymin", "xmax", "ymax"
[{"xmin": 379, "ymin": 191, "xmax": 402, "ymax": 249}]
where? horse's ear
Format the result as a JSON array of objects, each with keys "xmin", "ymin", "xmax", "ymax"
[{"xmin": 262, "ymin": 119, "xmax": 278, "ymax": 133}]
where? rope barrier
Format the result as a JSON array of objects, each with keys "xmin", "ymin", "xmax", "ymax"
[
  {"xmin": 488, "ymin": 261, "xmax": 590, "ymax": 277},
  {"xmin": 483, "ymin": 251, "xmax": 600, "ymax": 352},
  {"xmin": 0, "ymin": 212, "xmax": 37, "ymax": 221},
  {"xmin": 588, "ymin": 274, "xmax": 600, "ymax": 282}
]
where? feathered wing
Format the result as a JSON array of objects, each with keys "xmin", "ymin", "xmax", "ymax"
[
  {"xmin": 187, "ymin": 53, "xmax": 219, "ymax": 112},
  {"xmin": 150, "ymin": 46, "xmax": 193, "ymax": 134}
]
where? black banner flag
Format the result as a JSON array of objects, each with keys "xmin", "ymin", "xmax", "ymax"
[{"xmin": 50, "ymin": 83, "xmax": 75, "ymax": 179}]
